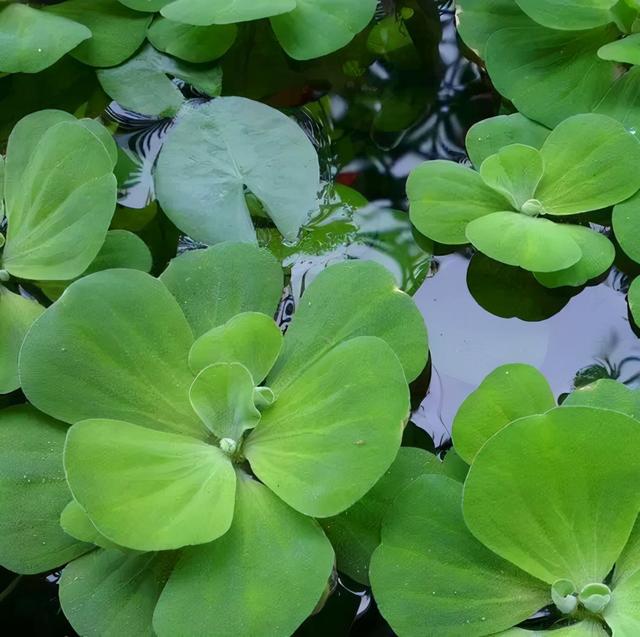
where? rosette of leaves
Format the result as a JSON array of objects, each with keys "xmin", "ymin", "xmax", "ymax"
[
  {"xmin": 408, "ymin": 112, "xmax": 640, "ymax": 287},
  {"xmin": 2, "ymin": 242, "xmax": 428, "ymax": 636},
  {"xmin": 154, "ymin": 96, "xmax": 321, "ymax": 245},
  {"xmin": 0, "ymin": 110, "xmax": 120, "ymax": 394},
  {"xmin": 369, "ymin": 363, "xmax": 640, "ymax": 636},
  {"xmin": 456, "ymin": 0, "xmax": 640, "ymax": 129},
  {"xmin": 119, "ymin": 0, "xmax": 379, "ymax": 60}
]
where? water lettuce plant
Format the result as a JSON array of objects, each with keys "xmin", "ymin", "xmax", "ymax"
[
  {"xmin": 0, "ymin": 110, "xmax": 118, "ymax": 394},
  {"xmin": 370, "ymin": 364, "xmax": 640, "ymax": 636},
  {"xmin": 1, "ymin": 242, "xmax": 428, "ymax": 636},
  {"xmin": 408, "ymin": 112, "xmax": 640, "ymax": 286}
]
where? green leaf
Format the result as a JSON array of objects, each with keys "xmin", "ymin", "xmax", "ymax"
[
  {"xmin": 536, "ymin": 114, "xmax": 640, "ymax": 215},
  {"xmin": 161, "ymin": 0, "xmax": 295, "ymax": 25},
  {"xmin": 147, "ymin": 17, "xmax": 237, "ymax": 63},
  {"xmin": 267, "ymin": 260, "xmax": 427, "ymax": 392},
  {"xmin": 0, "ymin": 287, "xmax": 43, "ymax": 394},
  {"xmin": 408, "ymin": 160, "xmax": 511, "ymax": 245},
  {"xmin": 614, "ymin": 190, "xmax": 640, "ymax": 265},
  {"xmin": 485, "ymin": 22, "xmax": 618, "ymax": 128},
  {"xmin": 629, "ymin": 276, "xmax": 640, "ymax": 326},
  {"xmin": 0, "ymin": 405, "xmax": 90, "ymax": 574},
  {"xmin": 466, "ymin": 113, "xmax": 550, "ymax": 169},
  {"xmin": 598, "ymin": 33, "xmax": 640, "ymax": 64},
  {"xmin": 480, "ymin": 145, "xmax": 544, "ymax": 211},
  {"xmin": 46, "ymin": 0, "xmax": 153, "ymax": 68},
  {"xmin": 534, "ymin": 226, "xmax": 615, "ymax": 288},
  {"xmin": 604, "ymin": 571, "xmax": 640, "ymax": 636},
  {"xmin": 270, "ymin": 0, "xmax": 378, "ymax": 60},
  {"xmin": 465, "ymin": 211, "xmax": 582, "ymax": 273},
  {"xmin": 153, "ymin": 474, "xmax": 334, "ymax": 637},
  {"xmin": 246, "ymin": 336, "xmax": 409, "ymax": 517},
  {"xmin": 564, "ymin": 379, "xmax": 640, "ymax": 420},
  {"xmin": 60, "ymin": 549, "xmax": 175, "ymax": 637},
  {"xmin": 97, "ymin": 45, "xmax": 222, "ymax": 117},
  {"xmin": 119, "ymin": 0, "xmax": 169, "ymax": 10},
  {"xmin": 2, "ymin": 114, "xmax": 117, "ymax": 281},
  {"xmin": 20, "ymin": 269, "xmax": 203, "ymax": 437},
  {"xmin": 189, "ymin": 363, "xmax": 261, "ymax": 440},
  {"xmin": 65, "ymin": 418, "xmax": 236, "ymax": 551},
  {"xmin": 60, "ymin": 500, "xmax": 118, "ymax": 550},
  {"xmin": 189, "ymin": 312, "xmax": 282, "ymax": 382},
  {"xmin": 452, "ymin": 363, "xmax": 555, "ymax": 465},
  {"xmin": 155, "ymin": 98, "xmax": 320, "ymax": 244},
  {"xmin": 0, "ymin": 4, "xmax": 91, "ymax": 74},
  {"xmin": 463, "ymin": 407, "xmax": 640, "ymax": 587},
  {"xmin": 160, "ymin": 243, "xmax": 283, "ymax": 338},
  {"xmin": 595, "ymin": 66, "xmax": 640, "ymax": 136},
  {"xmin": 322, "ymin": 448, "xmax": 443, "ymax": 585},
  {"xmin": 515, "ymin": 0, "xmax": 618, "ymax": 30},
  {"xmin": 370, "ymin": 475, "xmax": 548, "ymax": 637}
]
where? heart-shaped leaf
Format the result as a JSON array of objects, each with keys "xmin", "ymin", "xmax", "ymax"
[
  {"xmin": 64, "ymin": 418, "xmax": 236, "ymax": 551},
  {"xmin": 155, "ymin": 97, "xmax": 320, "ymax": 244}
]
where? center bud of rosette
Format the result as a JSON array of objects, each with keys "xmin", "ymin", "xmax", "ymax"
[
  {"xmin": 520, "ymin": 199, "xmax": 544, "ymax": 217},
  {"xmin": 219, "ymin": 437, "xmax": 238, "ymax": 457}
]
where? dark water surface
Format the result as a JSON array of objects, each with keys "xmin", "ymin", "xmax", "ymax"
[{"xmin": 2, "ymin": 1, "xmax": 638, "ymax": 635}]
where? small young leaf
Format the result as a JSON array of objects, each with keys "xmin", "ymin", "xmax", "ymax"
[
  {"xmin": 480, "ymin": 144, "xmax": 544, "ymax": 210},
  {"xmin": 408, "ymin": 160, "xmax": 512, "ymax": 245},
  {"xmin": 465, "ymin": 211, "xmax": 582, "ymax": 273},
  {"xmin": 189, "ymin": 312, "xmax": 282, "ymax": 382},
  {"xmin": 551, "ymin": 579, "xmax": 578, "ymax": 614},
  {"xmin": 64, "ymin": 419, "xmax": 236, "ymax": 551},
  {"xmin": 153, "ymin": 475, "xmax": 334, "ymax": 637},
  {"xmin": 189, "ymin": 363, "xmax": 261, "ymax": 440},
  {"xmin": 452, "ymin": 363, "xmax": 555, "ymax": 464}
]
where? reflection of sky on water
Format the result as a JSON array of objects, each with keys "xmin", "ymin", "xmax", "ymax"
[{"xmin": 413, "ymin": 253, "xmax": 640, "ymax": 445}]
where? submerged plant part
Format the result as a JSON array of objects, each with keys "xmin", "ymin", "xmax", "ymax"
[
  {"xmin": 408, "ymin": 112, "xmax": 639, "ymax": 285},
  {"xmin": 1, "ymin": 242, "xmax": 428, "ymax": 637}
]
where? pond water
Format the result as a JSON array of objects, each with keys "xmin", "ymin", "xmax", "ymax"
[{"xmin": 1, "ymin": 1, "xmax": 638, "ymax": 635}]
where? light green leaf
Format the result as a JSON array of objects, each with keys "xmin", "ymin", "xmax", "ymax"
[
  {"xmin": 480, "ymin": 145, "xmax": 544, "ymax": 211},
  {"xmin": 613, "ymin": 517, "xmax": 640, "ymax": 585},
  {"xmin": 564, "ymin": 379, "xmax": 640, "ymax": 420},
  {"xmin": 0, "ymin": 287, "xmax": 43, "ymax": 394},
  {"xmin": 246, "ymin": 336, "xmax": 409, "ymax": 518},
  {"xmin": 629, "ymin": 276, "xmax": 640, "ymax": 326},
  {"xmin": 322, "ymin": 448, "xmax": 443, "ymax": 585},
  {"xmin": 614, "ymin": 190, "xmax": 640, "ymax": 265},
  {"xmin": 267, "ymin": 260, "xmax": 427, "ymax": 392},
  {"xmin": 153, "ymin": 475, "xmax": 334, "ymax": 637},
  {"xmin": 189, "ymin": 312, "xmax": 282, "ymax": 382},
  {"xmin": 536, "ymin": 114, "xmax": 640, "ymax": 215},
  {"xmin": 271, "ymin": 0, "xmax": 378, "ymax": 60},
  {"xmin": 78, "ymin": 118, "xmax": 118, "ymax": 168},
  {"xmin": 463, "ymin": 407, "xmax": 640, "ymax": 587},
  {"xmin": 161, "ymin": 0, "xmax": 294, "ymax": 25},
  {"xmin": 370, "ymin": 475, "xmax": 548, "ymax": 637},
  {"xmin": 408, "ymin": 160, "xmax": 512, "ymax": 245},
  {"xmin": 496, "ymin": 622, "xmax": 609, "ymax": 636},
  {"xmin": 2, "ymin": 115, "xmax": 117, "ymax": 281},
  {"xmin": 441, "ymin": 449, "xmax": 469, "ymax": 483},
  {"xmin": 118, "ymin": 0, "xmax": 169, "ymax": 10},
  {"xmin": 20, "ymin": 269, "xmax": 203, "ymax": 437},
  {"xmin": 97, "ymin": 45, "xmax": 222, "ymax": 117},
  {"xmin": 485, "ymin": 23, "xmax": 618, "ymax": 128},
  {"xmin": 65, "ymin": 418, "xmax": 236, "ymax": 551},
  {"xmin": 599, "ymin": 33, "xmax": 640, "ymax": 64},
  {"xmin": 160, "ymin": 243, "xmax": 283, "ymax": 338},
  {"xmin": 604, "ymin": 570, "xmax": 640, "ymax": 636},
  {"xmin": 189, "ymin": 363, "xmax": 261, "ymax": 440},
  {"xmin": 515, "ymin": 0, "xmax": 618, "ymax": 30},
  {"xmin": 147, "ymin": 17, "xmax": 237, "ymax": 63},
  {"xmin": 60, "ymin": 549, "xmax": 175, "ymax": 637},
  {"xmin": 452, "ymin": 363, "xmax": 555, "ymax": 465},
  {"xmin": 534, "ymin": 226, "xmax": 615, "ymax": 288},
  {"xmin": 0, "ymin": 4, "xmax": 91, "ymax": 74},
  {"xmin": 156, "ymin": 98, "xmax": 320, "ymax": 244},
  {"xmin": 60, "ymin": 500, "xmax": 118, "ymax": 550},
  {"xmin": 0, "ymin": 405, "xmax": 90, "ymax": 574},
  {"xmin": 46, "ymin": 0, "xmax": 152, "ymax": 68},
  {"xmin": 466, "ymin": 113, "xmax": 550, "ymax": 169},
  {"xmin": 0, "ymin": 154, "xmax": 4, "ymax": 220},
  {"xmin": 465, "ymin": 211, "xmax": 582, "ymax": 273}
]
